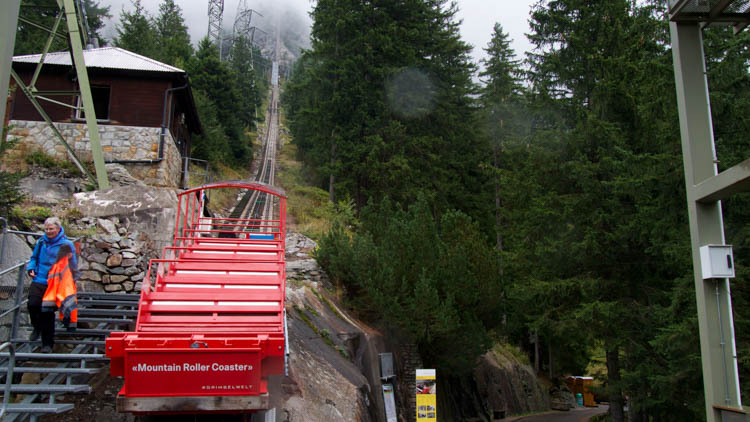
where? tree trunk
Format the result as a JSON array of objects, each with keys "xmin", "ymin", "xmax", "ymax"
[
  {"xmin": 328, "ymin": 138, "xmax": 336, "ymax": 203},
  {"xmin": 606, "ymin": 347, "xmax": 625, "ymax": 422},
  {"xmin": 533, "ymin": 330, "xmax": 539, "ymax": 373},
  {"xmin": 548, "ymin": 341, "xmax": 553, "ymax": 379},
  {"xmin": 494, "ymin": 141, "xmax": 502, "ymax": 252}
]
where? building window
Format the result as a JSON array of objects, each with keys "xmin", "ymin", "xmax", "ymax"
[{"xmin": 74, "ymin": 85, "xmax": 110, "ymax": 121}]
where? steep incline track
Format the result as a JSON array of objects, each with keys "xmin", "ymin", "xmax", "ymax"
[{"xmin": 230, "ymin": 22, "xmax": 282, "ymax": 232}]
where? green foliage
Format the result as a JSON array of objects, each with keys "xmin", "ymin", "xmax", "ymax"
[
  {"xmin": 23, "ymin": 150, "xmax": 83, "ymax": 176},
  {"xmin": 186, "ymin": 38, "xmax": 252, "ymax": 167},
  {"xmin": 114, "ymin": 0, "xmax": 158, "ymax": 58},
  {"xmin": 283, "ymin": 0, "xmax": 491, "ymax": 232},
  {"xmin": 15, "ymin": 0, "xmax": 111, "ymax": 55},
  {"xmin": 154, "ymin": 0, "xmax": 193, "ymax": 67},
  {"xmin": 498, "ymin": 1, "xmax": 701, "ymax": 420},
  {"xmin": 11, "ymin": 205, "xmax": 51, "ymax": 229},
  {"xmin": 25, "ymin": 151, "xmax": 57, "ymax": 168},
  {"xmin": 229, "ymin": 36, "xmax": 261, "ymax": 128},
  {"xmin": 316, "ymin": 197, "xmax": 504, "ymax": 374},
  {"xmin": 0, "ymin": 131, "xmax": 23, "ymax": 217}
]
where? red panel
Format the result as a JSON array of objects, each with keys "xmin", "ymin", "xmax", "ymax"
[{"xmin": 124, "ymin": 350, "xmax": 261, "ymax": 396}]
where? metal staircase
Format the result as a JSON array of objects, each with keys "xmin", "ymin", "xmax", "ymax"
[{"xmin": 0, "ymin": 291, "xmax": 139, "ymax": 421}]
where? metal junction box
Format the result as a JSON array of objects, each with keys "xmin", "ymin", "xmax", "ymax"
[{"xmin": 699, "ymin": 245, "xmax": 735, "ymax": 279}]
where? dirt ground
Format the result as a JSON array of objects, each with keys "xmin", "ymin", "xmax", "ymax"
[{"xmin": 40, "ymin": 371, "xmax": 132, "ymax": 422}]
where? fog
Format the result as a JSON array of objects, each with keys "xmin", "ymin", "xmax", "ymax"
[
  {"xmin": 99, "ymin": 0, "xmax": 537, "ymax": 66},
  {"xmin": 99, "ymin": 0, "xmax": 313, "ymax": 52}
]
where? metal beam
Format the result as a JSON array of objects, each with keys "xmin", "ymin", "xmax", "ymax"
[
  {"xmin": 11, "ymin": 69, "xmax": 96, "ymax": 186},
  {"xmin": 670, "ymin": 21, "xmax": 743, "ymax": 422},
  {"xmin": 0, "ymin": 0, "xmax": 21, "ymax": 132},
  {"xmin": 669, "ymin": 0, "xmax": 692, "ymax": 17},
  {"xmin": 709, "ymin": 0, "xmax": 735, "ymax": 19},
  {"xmin": 692, "ymin": 157, "xmax": 750, "ymax": 203},
  {"xmin": 62, "ymin": 0, "xmax": 109, "ymax": 189}
]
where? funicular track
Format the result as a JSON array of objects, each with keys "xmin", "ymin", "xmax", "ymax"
[{"xmin": 225, "ymin": 22, "xmax": 282, "ymax": 236}]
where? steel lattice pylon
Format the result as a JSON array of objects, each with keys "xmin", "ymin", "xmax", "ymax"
[
  {"xmin": 226, "ymin": 0, "xmax": 265, "ymax": 62},
  {"xmin": 207, "ymin": 0, "xmax": 224, "ymax": 55}
]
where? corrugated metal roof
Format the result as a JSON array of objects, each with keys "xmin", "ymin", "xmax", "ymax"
[{"xmin": 13, "ymin": 47, "xmax": 185, "ymax": 73}]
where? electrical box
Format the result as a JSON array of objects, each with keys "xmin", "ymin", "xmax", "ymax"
[{"xmin": 699, "ymin": 245, "xmax": 735, "ymax": 279}]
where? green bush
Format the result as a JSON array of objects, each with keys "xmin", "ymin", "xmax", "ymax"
[
  {"xmin": 315, "ymin": 197, "xmax": 505, "ymax": 375},
  {"xmin": 25, "ymin": 151, "xmax": 57, "ymax": 168}
]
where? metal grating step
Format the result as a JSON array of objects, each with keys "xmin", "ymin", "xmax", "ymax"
[
  {"xmin": 77, "ymin": 299, "xmax": 140, "ymax": 307},
  {"xmin": 0, "ymin": 366, "xmax": 103, "ymax": 375},
  {"xmin": 0, "ymin": 403, "xmax": 74, "ymax": 414},
  {"xmin": 12, "ymin": 339, "xmax": 105, "ymax": 346},
  {"xmin": 77, "ymin": 292, "xmax": 140, "ymax": 301},
  {"xmin": 53, "ymin": 328, "xmax": 118, "ymax": 337},
  {"xmin": 77, "ymin": 308, "xmax": 138, "ymax": 317},
  {"xmin": 77, "ymin": 317, "xmax": 134, "ymax": 325},
  {"xmin": 0, "ymin": 352, "xmax": 107, "ymax": 361},
  {"xmin": 8, "ymin": 384, "xmax": 91, "ymax": 394}
]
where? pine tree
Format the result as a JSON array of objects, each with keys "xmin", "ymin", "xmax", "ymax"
[
  {"xmin": 15, "ymin": 0, "xmax": 111, "ymax": 55},
  {"xmin": 154, "ymin": 0, "xmax": 192, "ymax": 67},
  {"xmin": 229, "ymin": 36, "xmax": 260, "ymax": 128},
  {"xmin": 114, "ymin": 0, "xmax": 158, "ymax": 58},
  {"xmin": 517, "ymin": 1, "xmax": 689, "ymax": 419},
  {"xmin": 479, "ymin": 23, "xmax": 525, "ymax": 253},
  {"xmin": 186, "ymin": 38, "xmax": 250, "ymax": 166}
]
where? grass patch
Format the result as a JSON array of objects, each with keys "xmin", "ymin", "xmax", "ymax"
[
  {"xmin": 10, "ymin": 205, "xmax": 52, "ymax": 231},
  {"xmin": 293, "ymin": 304, "xmax": 349, "ymax": 359},
  {"xmin": 24, "ymin": 150, "xmax": 84, "ymax": 176},
  {"xmin": 277, "ymin": 142, "xmax": 332, "ymax": 240},
  {"xmin": 491, "ymin": 342, "xmax": 531, "ymax": 366},
  {"xmin": 311, "ymin": 288, "xmax": 346, "ymax": 322}
]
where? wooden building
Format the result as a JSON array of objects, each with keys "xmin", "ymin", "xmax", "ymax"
[{"xmin": 8, "ymin": 47, "xmax": 202, "ymax": 188}]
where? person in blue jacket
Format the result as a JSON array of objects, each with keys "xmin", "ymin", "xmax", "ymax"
[{"xmin": 26, "ymin": 217, "xmax": 78, "ymax": 353}]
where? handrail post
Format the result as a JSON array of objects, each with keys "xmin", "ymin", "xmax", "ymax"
[
  {"xmin": 11, "ymin": 263, "xmax": 26, "ymax": 342},
  {"xmin": 0, "ymin": 341, "xmax": 15, "ymax": 419},
  {"xmin": 0, "ymin": 217, "xmax": 8, "ymax": 269}
]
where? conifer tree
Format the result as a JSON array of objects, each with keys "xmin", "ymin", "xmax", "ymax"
[
  {"xmin": 15, "ymin": 0, "xmax": 110, "ymax": 55},
  {"xmin": 154, "ymin": 0, "xmax": 192, "ymax": 67},
  {"xmin": 479, "ymin": 23, "xmax": 525, "ymax": 252},
  {"xmin": 229, "ymin": 36, "xmax": 260, "ymax": 128},
  {"xmin": 186, "ymin": 38, "xmax": 250, "ymax": 166},
  {"xmin": 114, "ymin": 0, "xmax": 158, "ymax": 58}
]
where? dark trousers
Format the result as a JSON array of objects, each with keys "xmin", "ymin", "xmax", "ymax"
[{"xmin": 27, "ymin": 282, "xmax": 55, "ymax": 348}]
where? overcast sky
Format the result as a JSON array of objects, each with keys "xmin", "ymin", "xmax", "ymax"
[{"xmin": 100, "ymin": 0, "xmax": 537, "ymax": 67}]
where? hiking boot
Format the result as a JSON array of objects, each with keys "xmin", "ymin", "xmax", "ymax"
[
  {"xmin": 40, "ymin": 345, "xmax": 52, "ymax": 353},
  {"xmin": 28, "ymin": 329, "xmax": 39, "ymax": 341}
]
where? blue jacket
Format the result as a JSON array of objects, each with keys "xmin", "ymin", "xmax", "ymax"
[{"xmin": 26, "ymin": 227, "xmax": 78, "ymax": 285}]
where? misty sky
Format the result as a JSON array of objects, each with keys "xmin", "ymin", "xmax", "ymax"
[{"xmin": 100, "ymin": 0, "xmax": 537, "ymax": 68}]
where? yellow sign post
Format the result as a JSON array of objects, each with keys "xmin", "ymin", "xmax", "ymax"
[{"xmin": 416, "ymin": 369, "xmax": 436, "ymax": 421}]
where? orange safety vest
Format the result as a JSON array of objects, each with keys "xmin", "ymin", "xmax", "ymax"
[{"xmin": 42, "ymin": 257, "xmax": 78, "ymax": 329}]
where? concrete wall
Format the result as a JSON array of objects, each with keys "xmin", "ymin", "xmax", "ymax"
[{"xmin": 8, "ymin": 120, "xmax": 182, "ymax": 188}]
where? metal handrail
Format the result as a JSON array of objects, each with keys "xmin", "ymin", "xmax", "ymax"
[
  {"xmin": 0, "ymin": 341, "xmax": 16, "ymax": 419},
  {"xmin": 0, "ymin": 262, "xmax": 25, "ymax": 278}
]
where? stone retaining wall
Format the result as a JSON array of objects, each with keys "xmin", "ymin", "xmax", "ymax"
[
  {"xmin": 23, "ymin": 217, "xmax": 159, "ymax": 293},
  {"xmin": 8, "ymin": 120, "xmax": 182, "ymax": 188}
]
